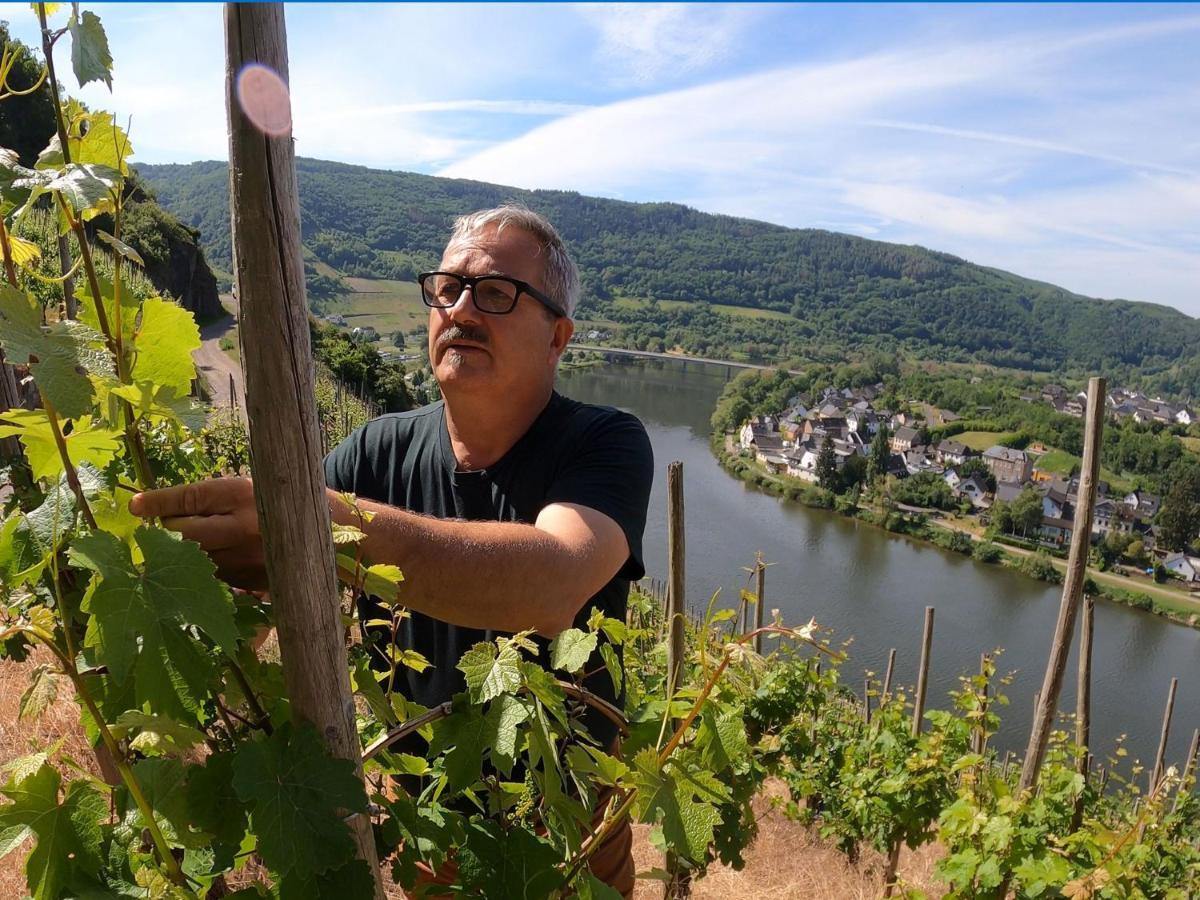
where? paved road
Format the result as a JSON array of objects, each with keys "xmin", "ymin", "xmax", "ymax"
[
  {"xmin": 569, "ymin": 344, "xmax": 805, "ymax": 374},
  {"xmin": 194, "ymin": 294, "xmax": 245, "ymax": 422}
]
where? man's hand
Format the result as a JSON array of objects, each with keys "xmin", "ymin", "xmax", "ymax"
[{"xmin": 129, "ymin": 477, "xmax": 267, "ymax": 589}]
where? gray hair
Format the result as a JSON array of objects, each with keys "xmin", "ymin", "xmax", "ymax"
[{"xmin": 446, "ymin": 204, "xmax": 580, "ymax": 318}]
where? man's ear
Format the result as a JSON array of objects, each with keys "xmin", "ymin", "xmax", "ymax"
[{"xmin": 549, "ymin": 316, "xmax": 574, "ymax": 364}]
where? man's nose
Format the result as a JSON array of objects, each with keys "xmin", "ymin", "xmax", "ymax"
[{"xmin": 445, "ymin": 285, "xmax": 483, "ymax": 325}]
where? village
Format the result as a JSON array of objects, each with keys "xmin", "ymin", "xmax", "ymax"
[{"xmin": 736, "ymin": 382, "xmax": 1200, "ymax": 587}]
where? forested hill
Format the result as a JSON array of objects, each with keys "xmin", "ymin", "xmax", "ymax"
[{"xmin": 137, "ymin": 158, "xmax": 1200, "ymax": 394}]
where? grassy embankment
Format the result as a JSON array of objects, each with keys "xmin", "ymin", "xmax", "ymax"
[{"xmin": 713, "ymin": 437, "xmax": 1200, "ymax": 628}]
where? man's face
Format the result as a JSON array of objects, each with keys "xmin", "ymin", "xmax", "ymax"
[{"xmin": 428, "ymin": 224, "xmax": 572, "ymax": 399}]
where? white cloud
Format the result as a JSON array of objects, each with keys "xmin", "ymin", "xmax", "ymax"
[
  {"xmin": 439, "ymin": 15, "xmax": 1200, "ymax": 315},
  {"xmin": 576, "ymin": 3, "xmax": 761, "ymax": 86}
]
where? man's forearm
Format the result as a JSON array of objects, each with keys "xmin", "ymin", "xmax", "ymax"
[{"xmin": 333, "ymin": 495, "xmax": 590, "ymax": 636}]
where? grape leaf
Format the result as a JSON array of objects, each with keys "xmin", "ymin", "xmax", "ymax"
[
  {"xmin": 279, "ymin": 859, "xmax": 376, "ymax": 900},
  {"xmin": 184, "ymin": 752, "xmax": 247, "ymax": 847},
  {"xmin": 483, "ymin": 694, "xmax": 529, "ymax": 776},
  {"xmin": 696, "ymin": 705, "xmax": 748, "ymax": 772},
  {"xmin": 110, "ymin": 711, "xmax": 206, "ymax": 757},
  {"xmin": 456, "ymin": 820, "xmax": 565, "ymax": 899},
  {"xmin": 0, "ymin": 764, "xmax": 105, "ymax": 900},
  {"xmin": 427, "ymin": 703, "xmax": 490, "ymax": 793},
  {"xmin": 549, "ymin": 627, "xmax": 597, "ymax": 674},
  {"xmin": 71, "ymin": 527, "xmax": 238, "ymax": 720},
  {"xmin": 231, "ymin": 723, "xmax": 368, "ymax": 879},
  {"xmin": 42, "ymin": 163, "xmax": 119, "ymax": 218},
  {"xmin": 36, "ymin": 112, "xmax": 132, "ymax": 176},
  {"xmin": 118, "ymin": 758, "xmax": 209, "ymax": 850},
  {"xmin": 0, "ymin": 283, "xmax": 112, "ymax": 419},
  {"xmin": 68, "ymin": 9, "xmax": 113, "ymax": 90},
  {"xmin": 130, "ymin": 297, "xmax": 201, "ymax": 395},
  {"xmin": 631, "ymin": 748, "xmax": 725, "ymax": 864},
  {"xmin": 457, "ymin": 640, "xmax": 522, "ymax": 704},
  {"xmin": 0, "ymin": 410, "xmax": 122, "ymax": 481},
  {"xmin": 96, "ymin": 229, "xmax": 143, "ymax": 266},
  {"xmin": 18, "ymin": 664, "xmax": 59, "ymax": 722}
]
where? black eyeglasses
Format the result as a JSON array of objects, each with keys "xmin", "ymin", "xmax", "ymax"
[{"xmin": 418, "ymin": 271, "xmax": 565, "ymax": 318}]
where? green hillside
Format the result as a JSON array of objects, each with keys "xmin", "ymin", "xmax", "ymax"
[{"xmin": 137, "ymin": 158, "xmax": 1200, "ymax": 395}]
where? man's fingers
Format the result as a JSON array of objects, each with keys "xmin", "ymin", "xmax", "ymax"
[
  {"xmin": 160, "ymin": 514, "xmax": 245, "ymax": 551},
  {"xmin": 130, "ymin": 477, "xmax": 251, "ymax": 519}
]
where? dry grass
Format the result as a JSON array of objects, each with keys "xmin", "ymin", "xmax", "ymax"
[{"xmin": 1, "ymin": 655, "xmax": 946, "ymax": 899}]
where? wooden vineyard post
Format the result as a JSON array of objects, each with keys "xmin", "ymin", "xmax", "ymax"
[
  {"xmin": 912, "ymin": 606, "xmax": 935, "ymax": 737},
  {"xmin": 974, "ymin": 652, "xmax": 990, "ymax": 756},
  {"xmin": 884, "ymin": 605, "xmax": 935, "ymax": 896},
  {"xmin": 1071, "ymin": 593, "xmax": 1095, "ymax": 831},
  {"xmin": 882, "ymin": 647, "xmax": 897, "ymax": 703},
  {"xmin": 1150, "ymin": 677, "xmax": 1179, "ymax": 793},
  {"xmin": 1018, "ymin": 377, "xmax": 1106, "ymax": 794},
  {"xmin": 1172, "ymin": 728, "xmax": 1200, "ymax": 815},
  {"xmin": 223, "ymin": 5, "xmax": 385, "ymax": 897},
  {"xmin": 754, "ymin": 553, "xmax": 766, "ymax": 654},
  {"xmin": 664, "ymin": 461, "xmax": 690, "ymax": 899}
]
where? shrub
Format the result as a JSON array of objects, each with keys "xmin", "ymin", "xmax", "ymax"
[
  {"xmin": 973, "ymin": 541, "xmax": 1004, "ymax": 563},
  {"xmin": 1020, "ymin": 550, "xmax": 1062, "ymax": 584}
]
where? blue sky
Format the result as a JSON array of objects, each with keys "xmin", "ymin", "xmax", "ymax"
[{"xmin": 5, "ymin": 3, "xmax": 1199, "ymax": 316}]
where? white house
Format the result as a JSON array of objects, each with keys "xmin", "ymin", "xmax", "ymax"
[{"xmin": 1163, "ymin": 552, "xmax": 1200, "ymax": 583}]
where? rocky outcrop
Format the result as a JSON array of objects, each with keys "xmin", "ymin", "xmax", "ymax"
[{"xmin": 146, "ymin": 226, "xmax": 222, "ymax": 321}]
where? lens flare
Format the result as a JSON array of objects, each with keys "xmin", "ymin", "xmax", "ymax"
[{"xmin": 236, "ymin": 63, "xmax": 292, "ymax": 137}]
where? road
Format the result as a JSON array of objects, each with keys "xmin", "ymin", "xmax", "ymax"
[
  {"xmin": 193, "ymin": 294, "xmax": 246, "ymax": 422},
  {"xmin": 569, "ymin": 344, "xmax": 805, "ymax": 375}
]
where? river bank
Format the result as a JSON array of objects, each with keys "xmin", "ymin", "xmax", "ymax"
[{"xmin": 711, "ymin": 434, "xmax": 1200, "ymax": 630}]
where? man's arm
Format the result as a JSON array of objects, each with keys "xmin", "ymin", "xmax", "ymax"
[{"xmin": 129, "ymin": 477, "xmax": 629, "ymax": 637}]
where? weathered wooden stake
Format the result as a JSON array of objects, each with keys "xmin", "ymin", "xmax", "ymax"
[
  {"xmin": 224, "ymin": 5, "xmax": 383, "ymax": 896},
  {"xmin": 912, "ymin": 606, "xmax": 935, "ymax": 737},
  {"xmin": 882, "ymin": 648, "xmax": 897, "ymax": 703},
  {"xmin": 1172, "ymin": 728, "xmax": 1200, "ymax": 815},
  {"xmin": 1150, "ymin": 677, "xmax": 1179, "ymax": 793},
  {"xmin": 665, "ymin": 460, "xmax": 689, "ymax": 899},
  {"xmin": 863, "ymin": 676, "xmax": 872, "ymax": 725},
  {"xmin": 1018, "ymin": 377, "xmax": 1106, "ymax": 794},
  {"xmin": 1071, "ymin": 593, "xmax": 1095, "ymax": 831},
  {"xmin": 754, "ymin": 554, "xmax": 766, "ymax": 654},
  {"xmin": 885, "ymin": 606, "xmax": 935, "ymax": 896}
]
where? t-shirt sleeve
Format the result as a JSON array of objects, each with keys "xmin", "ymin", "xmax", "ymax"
[{"xmin": 543, "ymin": 409, "xmax": 654, "ymax": 581}]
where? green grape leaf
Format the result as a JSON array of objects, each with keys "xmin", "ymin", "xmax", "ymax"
[
  {"xmin": 110, "ymin": 711, "xmax": 206, "ymax": 757},
  {"xmin": 18, "ymin": 663, "xmax": 60, "ymax": 722},
  {"xmin": 0, "ymin": 283, "xmax": 112, "ymax": 419},
  {"xmin": 696, "ymin": 705, "xmax": 748, "ymax": 772},
  {"xmin": 231, "ymin": 723, "xmax": 368, "ymax": 879},
  {"xmin": 457, "ymin": 640, "xmax": 522, "ymax": 704},
  {"xmin": 483, "ymin": 694, "xmax": 529, "ymax": 776},
  {"xmin": 184, "ymin": 752, "xmax": 248, "ymax": 847},
  {"xmin": 0, "ymin": 410, "xmax": 122, "ymax": 482},
  {"xmin": 77, "ymin": 272, "xmax": 138, "ymax": 345},
  {"xmin": 71, "ymin": 527, "xmax": 237, "ymax": 719},
  {"xmin": 456, "ymin": 819, "xmax": 565, "ymax": 899},
  {"xmin": 599, "ymin": 641, "xmax": 623, "ymax": 696},
  {"xmin": 118, "ymin": 758, "xmax": 209, "ymax": 850},
  {"xmin": 110, "ymin": 381, "xmax": 207, "ymax": 434},
  {"xmin": 44, "ymin": 163, "xmax": 119, "ymax": 217},
  {"xmin": 631, "ymin": 748, "xmax": 724, "ymax": 864},
  {"xmin": 0, "ymin": 764, "xmax": 105, "ymax": 900},
  {"xmin": 427, "ymin": 703, "xmax": 490, "ymax": 793},
  {"xmin": 576, "ymin": 872, "xmax": 624, "ymax": 900},
  {"xmin": 278, "ymin": 859, "xmax": 376, "ymax": 900},
  {"xmin": 548, "ymin": 628, "xmax": 597, "ymax": 674},
  {"xmin": 130, "ymin": 297, "xmax": 201, "ymax": 395},
  {"xmin": 96, "ymin": 229, "xmax": 143, "ymax": 266},
  {"xmin": 68, "ymin": 9, "xmax": 113, "ymax": 90},
  {"xmin": 36, "ymin": 111, "xmax": 132, "ymax": 175}
]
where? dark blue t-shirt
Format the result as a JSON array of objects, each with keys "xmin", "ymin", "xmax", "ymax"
[{"xmin": 323, "ymin": 391, "xmax": 654, "ymax": 747}]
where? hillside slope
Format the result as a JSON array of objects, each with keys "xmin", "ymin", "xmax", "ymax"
[{"xmin": 137, "ymin": 159, "xmax": 1200, "ymax": 394}]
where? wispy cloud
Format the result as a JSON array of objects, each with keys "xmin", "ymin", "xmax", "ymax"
[{"xmin": 576, "ymin": 3, "xmax": 762, "ymax": 86}]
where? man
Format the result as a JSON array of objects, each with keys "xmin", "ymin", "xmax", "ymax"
[{"xmin": 130, "ymin": 205, "xmax": 654, "ymax": 896}]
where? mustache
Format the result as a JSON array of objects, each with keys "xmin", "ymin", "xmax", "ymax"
[{"xmin": 436, "ymin": 325, "xmax": 489, "ymax": 350}]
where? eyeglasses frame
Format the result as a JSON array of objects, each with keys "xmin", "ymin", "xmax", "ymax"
[{"xmin": 418, "ymin": 271, "xmax": 565, "ymax": 319}]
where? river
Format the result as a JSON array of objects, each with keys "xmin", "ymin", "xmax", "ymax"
[{"xmin": 557, "ymin": 357, "xmax": 1200, "ymax": 768}]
